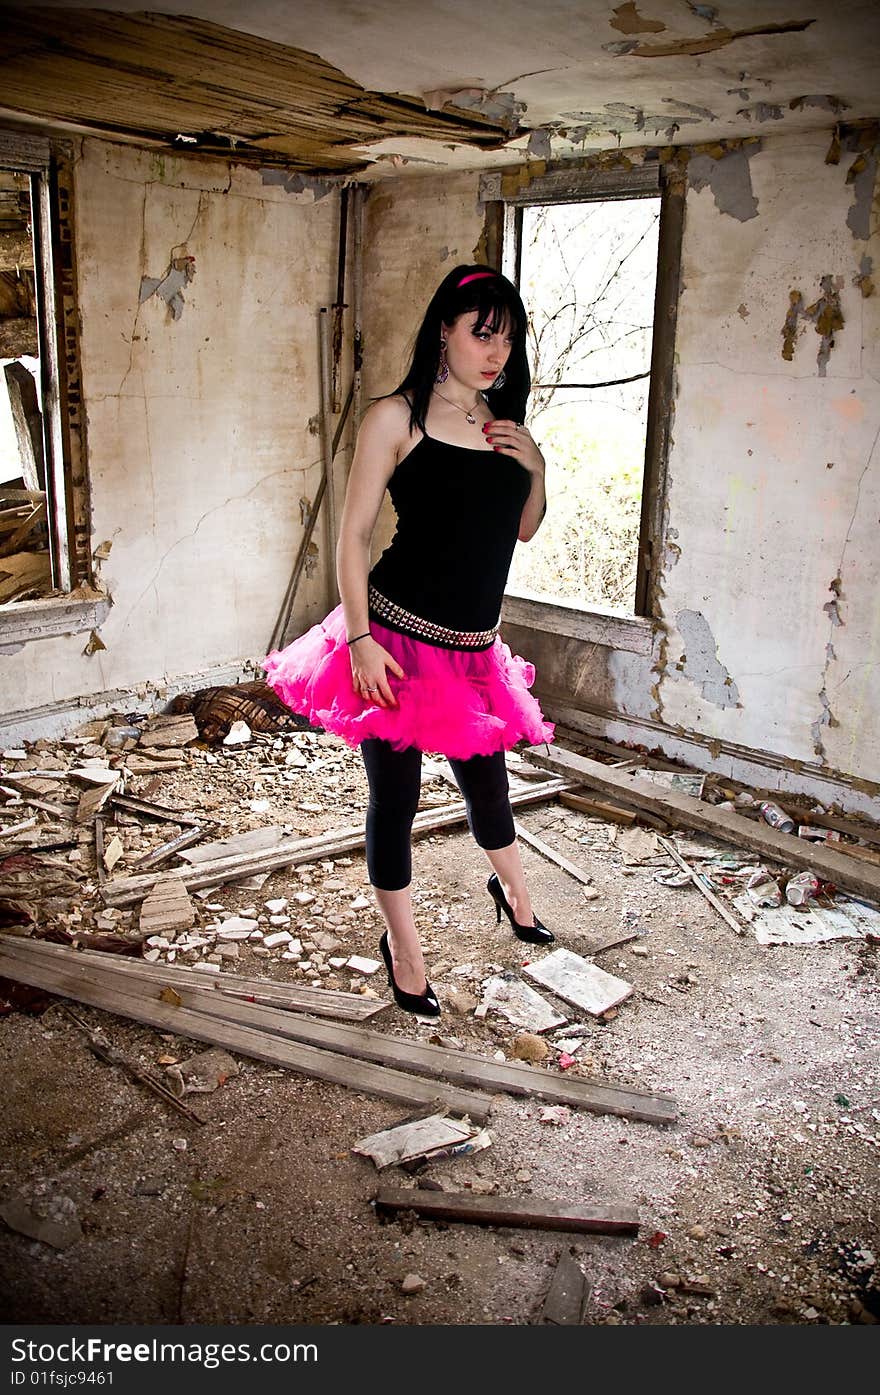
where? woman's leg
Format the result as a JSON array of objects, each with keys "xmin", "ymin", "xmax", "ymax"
[
  {"xmin": 361, "ymin": 738, "xmax": 428, "ymax": 994},
  {"xmin": 447, "ymin": 750, "xmax": 535, "ymax": 926}
]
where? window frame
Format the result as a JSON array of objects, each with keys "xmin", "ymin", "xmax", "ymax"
[
  {"xmin": 481, "ymin": 162, "xmax": 684, "ymax": 639},
  {"xmin": 0, "ymin": 128, "xmax": 95, "ymax": 639}
]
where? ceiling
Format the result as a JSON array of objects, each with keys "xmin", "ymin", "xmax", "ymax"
[{"xmin": 0, "ymin": 1, "xmax": 878, "ymax": 177}]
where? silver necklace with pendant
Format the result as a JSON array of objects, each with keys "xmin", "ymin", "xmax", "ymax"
[{"xmin": 432, "ymin": 387, "xmax": 483, "ymax": 425}]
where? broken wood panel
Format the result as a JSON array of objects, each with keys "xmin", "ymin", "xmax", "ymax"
[
  {"xmin": 0, "ymin": 946, "xmax": 493, "ymax": 1123},
  {"xmin": 559, "ymin": 791, "xmax": 637, "ymax": 825},
  {"xmin": 524, "ymin": 746, "xmax": 880, "ymax": 904},
  {"xmin": 374, "ymin": 1187, "xmax": 640, "ymax": 1236},
  {"xmin": 2, "ymin": 938, "xmax": 677, "ymax": 1124},
  {"xmin": 6, "ymin": 936, "xmax": 388, "ymax": 1021},
  {"xmin": 102, "ymin": 778, "xmax": 570, "ymax": 907},
  {"xmin": 3, "ymin": 361, "xmax": 44, "ymax": 492},
  {"xmin": 0, "ymin": 11, "xmax": 513, "ymax": 174}
]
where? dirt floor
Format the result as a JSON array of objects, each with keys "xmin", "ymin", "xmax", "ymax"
[{"xmin": 1, "ymin": 725, "xmax": 878, "ymax": 1326}]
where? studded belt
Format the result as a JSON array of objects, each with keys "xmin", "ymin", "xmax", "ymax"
[{"xmin": 368, "ymin": 584, "xmax": 498, "ymax": 650}]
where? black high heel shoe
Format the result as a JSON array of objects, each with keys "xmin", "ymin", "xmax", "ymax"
[
  {"xmin": 487, "ymin": 873, "xmax": 555, "ymax": 945},
  {"xmin": 379, "ymin": 931, "xmax": 441, "ymax": 1017}
]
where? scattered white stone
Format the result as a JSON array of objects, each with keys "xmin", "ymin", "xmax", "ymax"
[
  {"xmin": 263, "ymin": 930, "xmax": 292, "ymax": 949},
  {"xmin": 346, "ymin": 955, "xmax": 381, "ymax": 975},
  {"xmin": 249, "ymin": 799, "xmax": 271, "ymax": 813},
  {"xmin": 401, "ymin": 1273, "xmax": 426, "ymax": 1295},
  {"xmin": 216, "ymin": 943, "xmax": 240, "ymax": 960},
  {"xmin": 223, "ymin": 721, "xmax": 252, "ymax": 746},
  {"xmin": 329, "ymin": 957, "xmax": 348, "ymax": 969},
  {"xmin": 216, "ymin": 917, "xmax": 258, "ymax": 940},
  {"xmin": 264, "ymin": 898, "xmax": 289, "ymax": 914},
  {"xmin": 269, "ymin": 914, "xmax": 291, "ymax": 927},
  {"xmin": 146, "ymin": 935, "xmax": 172, "ymax": 948},
  {"xmin": 350, "ymin": 895, "xmax": 371, "ymax": 911},
  {"xmin": 142, "ymin": 948, "xmax": 161, "ymax": 963},
  {"xmin": 171, "ymin": 1138, "xmax": 188, "ymax": 1152},
  {"xmin": 293, "ymin": 891, "xmax": 316, "ymax": 906},
  {"xmin": 199, "ymin": 962, "xmax": 221, "ymax": 973}
]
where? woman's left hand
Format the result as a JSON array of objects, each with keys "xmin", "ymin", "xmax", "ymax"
[{"xmin": 482, "ymin": 420, "xmax": 545, "ymax": 476}]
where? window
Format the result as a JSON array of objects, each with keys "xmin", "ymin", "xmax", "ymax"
[
  {"xmin": 0, "ymin": 130, "xmax": 89, "ymax": 615},
  {"xmin": 485, "ymin": 164, "xmax": 683, "ymax": 636}
]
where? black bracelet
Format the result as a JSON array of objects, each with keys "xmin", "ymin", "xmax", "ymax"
[{"xmin": 346, "ymin": 631, "xmax": 371, "ymax": 646}]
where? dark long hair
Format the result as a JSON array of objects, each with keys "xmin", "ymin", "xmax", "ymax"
[{"xmin": 393, "ymin": 264, "xmax": 530, "ymax": 432}]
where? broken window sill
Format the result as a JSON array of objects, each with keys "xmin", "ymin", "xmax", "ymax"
[
  {"xmin": 0, "ymin": 589, "xmax": 111, "ymax": 647},
  {"xmin": 501, "ymin": 591, "xmax": 655, "ymax": 656}
]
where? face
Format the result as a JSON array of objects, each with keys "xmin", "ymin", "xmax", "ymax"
[{"xmin": 442, "ymin": 310, "xmax": 515, "ymax": 391}]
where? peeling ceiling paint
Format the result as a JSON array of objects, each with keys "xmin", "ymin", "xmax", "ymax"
[{"xmin": 0, "ymin": 2, "xmax": 878, "ymax": 173}]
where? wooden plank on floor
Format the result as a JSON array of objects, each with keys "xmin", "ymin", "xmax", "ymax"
[
  {"xmin": 1, "ymin": 937, "xmax": 677, "ymax": 1124},
  {"xmin": 1, "ymin": 935, "xmax": 388, "ymax": 1020},
  {"xmin": 0, "ymin": 946, "xmax": 492, "ymax": 1122},
  {"xmin": 375, "ymin": 1186, "xmax": 639, "ymax": 1236},
  {"xmin": 102, "ymin": 777, "xmax": 571, "ymax": 907},
  {"xmin": 523, "ymin": 746, "xmax": 880, "ymax": 904},
  {"xmin": 512, "ymin": 821, "xmax": 594, "ymax": 886},
  {"xmin": 541, "ymin": 1254, "xmax": 591, "ymax": 1325}
]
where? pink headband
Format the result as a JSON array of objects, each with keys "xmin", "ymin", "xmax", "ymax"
[{"xmin": 456, "ymin": 271, "xmax": 497, "ymax": 288}]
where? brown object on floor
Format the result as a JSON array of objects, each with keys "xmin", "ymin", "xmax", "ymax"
[
  {"xmin": 168, "ymin": 681, "xmax": 309, "ymax": 743},
  {"xmin": 375, "ymin": 1186, "xmax": 639, "ymax": 1236},
  {"xmin": 541, "ymin": 1253, "xmax": 591, "ymax": 1324}
]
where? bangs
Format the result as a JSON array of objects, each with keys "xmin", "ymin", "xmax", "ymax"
[{"xmin": 460, "ymin": 287, "xmax": 522, "ymax": 337}]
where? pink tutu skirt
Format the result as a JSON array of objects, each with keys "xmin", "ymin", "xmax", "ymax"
[{"xmin": 263, "ymin": 604, "xmax": 554, "ymax": 761}]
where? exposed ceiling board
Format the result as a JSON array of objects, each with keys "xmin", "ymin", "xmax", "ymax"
[
  {"xmin": 0, "ymin": 7, "xmax": 513, "ymax": 172},
  {"xmin": 0, "ymin": 1, "xmax": 878, "ymax": 175}
]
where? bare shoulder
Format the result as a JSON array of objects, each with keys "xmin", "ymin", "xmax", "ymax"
[{"xmin": 359, "ymin": 393, "xmax": 412, "ymax": 446}]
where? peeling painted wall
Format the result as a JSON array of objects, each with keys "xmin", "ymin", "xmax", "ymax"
[
  {"xmin": 656, "ymin": 129, "xmax": 880, "ymax": 783},
  {"xmin": 3, "ymin": 138, "xmax": 338, "ymax": 719}
]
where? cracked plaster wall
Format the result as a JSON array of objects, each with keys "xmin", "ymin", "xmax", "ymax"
[
  {"xmin": 658, "ymin": 130, "xmax": 880, "ymax": 782},
  {"xmin": 4, "ymin": 138, "xmax": 338, "ymax": 716}
]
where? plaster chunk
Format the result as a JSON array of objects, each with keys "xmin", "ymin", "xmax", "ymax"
[{"xmin": 673, "ymin": 609, "xmax": 740, "ymax": 708}]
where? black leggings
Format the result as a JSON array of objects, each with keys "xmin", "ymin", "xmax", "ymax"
[{"xmin": 361, "ymin": 739, "xmax": 515, "ymax": 891}]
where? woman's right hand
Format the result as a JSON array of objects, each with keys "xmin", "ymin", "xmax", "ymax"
[{"xmin": 349, "ymin": 636, "xmax": 405, "ymax": 708}]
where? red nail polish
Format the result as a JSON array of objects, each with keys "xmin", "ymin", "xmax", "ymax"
[{"xmin": 494, "ymin": 445, "xmax": 501, "ymax": 451}]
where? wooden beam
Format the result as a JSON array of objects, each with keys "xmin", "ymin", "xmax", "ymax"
[
  {"xmin": 513, "ymin": 820, "xmax": 594, "ymax": 886},
  {"xmin": 524, "ymin": 746, "xmax": 880, "ymax": 904},
  {"xmin": 0, "ymin": 945, "xmax": 492, "ymax": 1122},
  {"xmin": 375, "ymin": 1186, "xmax": 640, "ymax": 1236}
]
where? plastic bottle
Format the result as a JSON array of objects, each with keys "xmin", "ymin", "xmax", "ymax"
[{"xmin": 759, "ymin": 800, "xmax": 796, "ymax": 834}]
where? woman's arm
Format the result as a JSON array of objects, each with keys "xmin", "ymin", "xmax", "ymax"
[
  {"xmin": 336, "ymin": 396, "xmax": 410, "ymax": 706},
  {"xmin": 483, "ymin": 419, "xmax": 547, "ymax": 542}
]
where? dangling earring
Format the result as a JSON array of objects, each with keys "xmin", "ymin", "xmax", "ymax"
[
  {"xmin": 491, "ymin": 369, "xmax": 506, "ymax": 390},
  {"xmin": 435, "ymin": 339, "xmax": 449, "ymax": 385}
]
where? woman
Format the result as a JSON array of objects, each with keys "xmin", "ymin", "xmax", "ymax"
[{"xmin": 264, "ymin": 264, "xmax": 555, "ymax": 1017}]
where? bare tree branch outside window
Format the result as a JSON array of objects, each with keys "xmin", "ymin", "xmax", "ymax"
[{"xmin": 510, "ymin": 197, "xmax": 661, "ymax": 611}]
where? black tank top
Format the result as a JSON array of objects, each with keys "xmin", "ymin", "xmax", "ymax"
[{"xmin": 368, "ymin": 433, "xmax": 531, "ymax": 649}]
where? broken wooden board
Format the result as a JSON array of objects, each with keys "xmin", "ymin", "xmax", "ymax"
[
  {"xmin": 138, "ymin": 874, "xmax": 194, "ymax": 937},
  {"xmin": 524, "ymin": 745, "xmax": 880, "ymax": 904},
  {"xmin": 352, "ymin": 1113, "xmax": 480, "ymax": 1168},
  {"xmin": 102, "ymin": 777, "xmax": 571, "ymax": 907},
  {"xmin": 559, "ymin": 791, "xmax": 637, "ymax": 826},
  {"xmin": 2, "ymin": 937, "xmax": 677, "ymax": 1123},
  {"xmin": 512, "ymin": 820, "xmax": 593, "ymax": 886},
  {"xmin": 541, "ymin": 1254, "xmax": 591, "ymax": 1325},
  {"xmin": 0, "ymin": 945, "xmax": 492, "ymax": 1123},
  {"xmin": 733, "ymin": 893, "xmax": 880, "ymax": 946},
  {"xmin": 178, "ymin": 825, "xmax": 286, "ymax": 864},
  {"xmin": 138, "ymin": 713, "xmax": 199, "ymax": 748},
  {"xmin": 479, "ymin": 972, "xmax": 567, "ymax": 1033},
  {"xmin": 524, "ymin": 948, "xmax": 633, "ymax": 1017},
  {"xmin": 375, "ymin": 1186, "xmax": 639, "ymax": 1236},
  {"xmin": 75, "ymin": 780, "xmax": 119, "ymax": 825},
  {"xmin": 7, "ymin": 935, "xmax": 388, "ymax": 1020}
]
